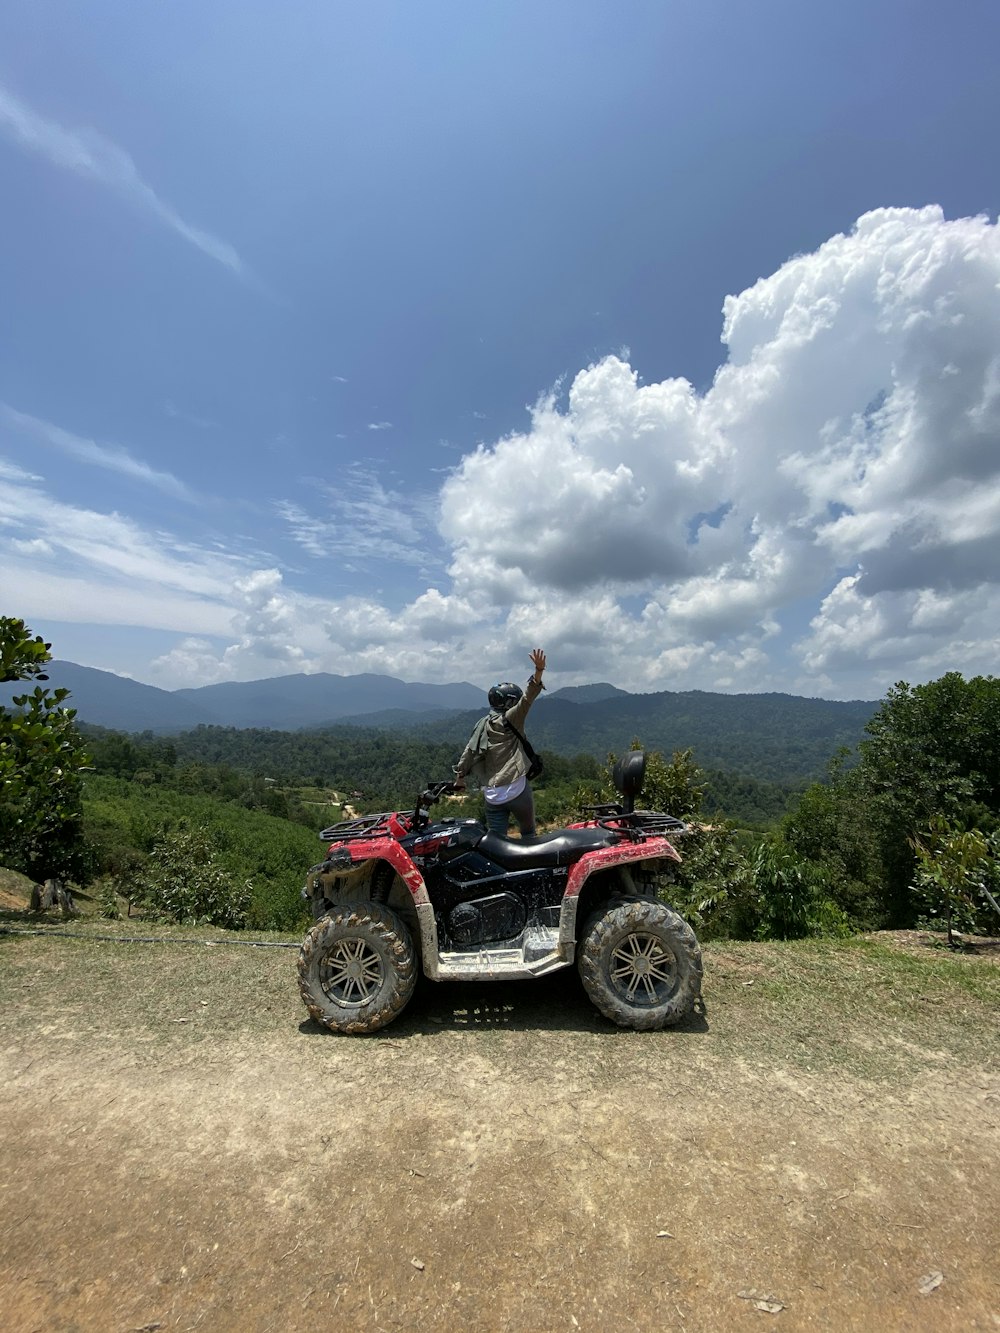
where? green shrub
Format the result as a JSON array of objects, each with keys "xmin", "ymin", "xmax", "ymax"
[
  {"xmin": 133, "ymin": 826, "xmax": 249, "ymax": 928},
  {"xmin": 662, "ymin": 825, "xmax": 760, "ymax": 940},
  {"xmin": 94, "ymin": 874, "xmax": 125, "ymax": 920},
  {"xmin": 749, "ymin": 836, "xmax": 854, "ymax": 940}
]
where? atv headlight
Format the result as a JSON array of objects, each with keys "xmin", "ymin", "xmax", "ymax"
[{"xmin": 325, "ymin": 848, "xmax": 354, "ymax": 871}]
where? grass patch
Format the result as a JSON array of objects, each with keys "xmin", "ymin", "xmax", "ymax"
[
  {"xmin": 1, "ymin": 921, "xmax": 997, "ymax": 1084},
  {"xmin": 0, "ymin": 918, "xmax": 302, "ymax": 1052},
  {"xmin": 701, "ymin": 934, "xmax": 1000, "ymax": 1078}
]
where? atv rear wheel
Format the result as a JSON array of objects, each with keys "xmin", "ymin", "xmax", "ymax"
[
  {"xmin": 578, "ymin": 899, "xmax": 702, "ymax": 1030},
  {"xmin": 298, "ymin": 902, "xmax": 416, "ymax": 1035}
]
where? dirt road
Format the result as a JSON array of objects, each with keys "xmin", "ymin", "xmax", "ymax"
[{"xmin": 1, "ymin": 930, "xmax": 997, "ymax": 1331}]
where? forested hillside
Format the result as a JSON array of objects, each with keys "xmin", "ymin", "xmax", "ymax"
[
  {"xmin": 80, "ymin": 722, "xmax": 803, "ymax": 827},
  {"xmin": 82, "ymin": 775, "xmax": 318, "ymax": 930},
  {"xmin": 338, "ymin": 690, "xmax": 876, "ymax": 785},
  {"xmin": 6, "ymin": 662, "xmax": 876, "ymax": 784}
]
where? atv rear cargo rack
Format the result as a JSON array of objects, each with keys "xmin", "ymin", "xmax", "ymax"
[{"xmin": 580, "ymin": 803, "xmax": 690, "ymax": 837}]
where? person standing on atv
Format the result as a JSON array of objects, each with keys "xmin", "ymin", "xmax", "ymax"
[{"xmin": 453, "ymin": 648, "xmax": 546, "ymax": 838}]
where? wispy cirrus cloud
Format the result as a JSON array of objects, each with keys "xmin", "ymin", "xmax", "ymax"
[
  {"xmin": 163, "ymin": 400, "xmax": 219, "ymax": 432},
  {"xmin": 0, "ymin": 458, "xmax": 43, "ymax": 483},
  {"xmin": 0, "ymin": 474, "xmax": 236, "ymax": 605},
  {"xmin": 277, "ymin": 466, "xmax": 442, "ymax": 574},
  {"xmin": 3, "ymin": 404, "xmax": 193, "ymax": 499},
  {"xmin": 0, "ymin": 80, "xmax": 243, "ymax": 276}
]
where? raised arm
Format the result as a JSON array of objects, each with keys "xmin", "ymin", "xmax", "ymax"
[{"xmin": 507, "ymin": 648, "xmax": 547, "ymax": 729}]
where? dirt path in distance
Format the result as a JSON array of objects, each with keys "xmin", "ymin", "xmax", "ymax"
[{"xmin": 0, "ymin": 932, "xmax": 998, "ymax": 1331}]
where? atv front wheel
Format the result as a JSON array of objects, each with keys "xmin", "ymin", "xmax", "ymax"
[
  {"xmin": 298, "ymin": 902, "xmax": 416, "ymax": 1035},
  {"xmin": 578, "ymin": 899, "xmax": 702, "ymax": 1030}
]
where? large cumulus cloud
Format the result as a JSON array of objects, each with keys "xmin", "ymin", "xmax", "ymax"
[{"xmin": 434, "ymin": 206, "xmax": 1000, "ymax": 695}]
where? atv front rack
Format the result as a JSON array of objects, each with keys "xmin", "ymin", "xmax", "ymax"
[{"xmin": 319, "ymin": 813, "xmax": 394, "ymax": 843}]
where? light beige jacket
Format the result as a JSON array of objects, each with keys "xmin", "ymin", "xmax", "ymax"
[{"xmin": 455, "ymin": 677, "xmax": 543, "ymax": 788}]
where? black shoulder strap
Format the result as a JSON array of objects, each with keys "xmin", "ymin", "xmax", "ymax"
[{"xmin": 503, "ymin": 715, "xmax": 538, "ymax": 762}]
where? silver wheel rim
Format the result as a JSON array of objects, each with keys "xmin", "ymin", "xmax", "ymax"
[
  {"xmin": 609, "ymin": 931, "xmax": 677, "ymax": 1007},
  {"xmin": 320, "ymin": 938, "xmax": 385, "ymax": 1007}
]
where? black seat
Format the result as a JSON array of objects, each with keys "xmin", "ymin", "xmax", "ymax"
[{"xmin": 478, "ymin": 826, "xmax": 617, "ymax": 869}]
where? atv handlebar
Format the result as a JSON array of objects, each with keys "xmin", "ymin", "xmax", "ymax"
[
  {"xmin": 411, "ymin": 780, "xmax": 457, "ymax": 829},
  {"xmin": 419, "ymin": 781, "xmax": 457, "ymax": 805}
]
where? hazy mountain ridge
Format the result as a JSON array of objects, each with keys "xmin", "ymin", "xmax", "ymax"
[
  {"xmin": 2, "ymin": 662, "xmax": 484, "ymax": 732},
  {"xmin": 3, "ymin": 661, "xmax": 878, "ymax": 784}
]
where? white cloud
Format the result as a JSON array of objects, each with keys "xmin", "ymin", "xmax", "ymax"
[
  {"xmin": 0, "ymin": 469, "xmax": 244, "ymax": 631},
  {"xmin": 8, "ymin": 206, "xmax": 1000, "ymax": 699},
  {"xmin": 367, "ymin": 421, "xmax": 393, "ymax": 431},
  {"xmin": 9, "ymin": 537, "xmax": 53, "ymax": 556},
  {"xmin": 0, "ymin": 80, "xmax": 243, "ymax": 275},
  {"xmin": 798, "ymin": 574, "xmax": 1000, "ymax": 694},
  {"xmin": 0, "ymin": 458, "xmax": 43, "ymax": 483},
  {"xmin": 149, "ymin": 637, "xmax": 232, "ymax": 687},
  {"xmin": 162, "ymin": 400, "xmax": 218, "ymax": 432},
  {"xmin": 433, "ymin": 206, "xmax": 1000, "ymax": 696},
  {"xmin": 3, "ymin": 405, "xmax": 192, "ymax": 498},
  {"xmin": 218, "ymin": 570, "xmax": 312, "ymax": 675},
  {"xmin": 1, "ymin": 560, "xmax": 232, "ymax": 635}
]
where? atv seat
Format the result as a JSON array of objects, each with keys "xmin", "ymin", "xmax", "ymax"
[{"xmin": 478, "ymin": 826, "xmax": 616, "ymax": 869}]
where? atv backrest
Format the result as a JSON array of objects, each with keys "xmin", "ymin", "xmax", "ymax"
[{"xmin": 612, "ymin": 751, "xmax": 646, "ymax": 813}]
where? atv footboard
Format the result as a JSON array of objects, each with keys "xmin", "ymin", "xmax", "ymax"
[{"xmin": 417, "ymin": 901, "xmax": 568, "ymax": 980}]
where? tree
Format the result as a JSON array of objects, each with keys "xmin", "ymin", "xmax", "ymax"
[
  {"xmin": 851, "ymin": 674, "xmax": 1000, "ymax": 922},
  {"xmin": 584, "ymin": 740, "xmax": 707, "ymax": 819},
  {"xmin": 782, "ymin": 673, "xmax": 1000, "ymax": 928},
  {"xmin": 910, "ymin": 816, "xmax": 999, "ymax": 945},
  {"xmin": 635, "ymin": 745, "xmax": 707, "ymax": 820},
  {"xmin": 781, "ymin": 753, "xmax": 885, "ymax": 928},
  {"xmin": 1, "ymin": 619, "xmax": 52, "ymax": 685},
  {"xmin": 133, "ymin": 826, "xmax": 249, "ymax": 928},
  {"xmin": 0, "ymin": 617, "xmax": 91, "ymax": 881}
]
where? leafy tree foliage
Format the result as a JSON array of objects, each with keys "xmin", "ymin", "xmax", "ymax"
[
  {"xmin": 910, "ymin": 816, "xmax": 1000, "ymax": 944},
  {"xmin": 0, "ymin": 618, "xmax": 91, "ymax": 881},
  {"xmin": 132, "ymin": 826, "xmax": 250, "ymax": 928},
  {"xmin": 0, "ymin": 619, "xmax": 52, "ymax": 684},
  {"xmin": 581, "ymin": 742, "xmax": 857, "ymax": 941},
  {"xmin": 784, "ymin": 673, "xmax": 1000, "ymax": 928},
  {"xmin": 585, "ymin": 743, "xmax": 749, "ymax": 937}
]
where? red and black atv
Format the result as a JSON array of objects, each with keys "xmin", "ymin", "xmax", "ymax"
[{"xmin": 298, "ymin": 751, "xmax": 703, "ymax": 1034}]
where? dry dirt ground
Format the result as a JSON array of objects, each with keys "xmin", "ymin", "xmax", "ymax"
[{"xmin": 0, "ymin": 921, "xmax": 998, "ymax": 1333}]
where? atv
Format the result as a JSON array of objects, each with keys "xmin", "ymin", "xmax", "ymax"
[{"xmin": 298, "ymin": 751, "xmax": 702, "ymax": 1034}]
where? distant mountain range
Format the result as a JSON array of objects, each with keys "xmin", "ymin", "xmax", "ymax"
[
  {"xmin": 1, "ymin": 661, "xmax": 487, "ymax": 732},
  {"xmin": 1, "ymin": 661, "xmax": 879, "ymax": 784}
]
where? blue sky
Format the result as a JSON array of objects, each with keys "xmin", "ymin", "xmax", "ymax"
[{"xmin": 2, "ymin": 0, "xmax": 999, "ymax": 700}]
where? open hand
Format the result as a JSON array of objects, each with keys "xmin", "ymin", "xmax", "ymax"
[{"xmin": 530, "ymin": 647, "xmax": 546, "ymax": 679}]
